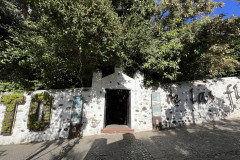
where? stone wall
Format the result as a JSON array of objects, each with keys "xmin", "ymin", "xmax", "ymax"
[
  {"xmin": 0, "ymin": 68, "xmax": 153, "ymax": 145},
  {"xmin": 155, "ymin": 77, "xmax": 240, "ymax": 128},
  {"xmin": 0, "ymin": 89, "xmax": 79, "ymax": 145},
  {"xmin": 1, "ymin": 69, "xmax": 240, "ymax": 145}
]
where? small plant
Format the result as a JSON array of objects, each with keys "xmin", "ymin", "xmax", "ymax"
[
  {"xmin": 0, "ymin": 94, "xmax": 26, "ymax": 135},
  {"xmin": 27, "ymin": 92, "xmax": 53, "ymax": 131}
]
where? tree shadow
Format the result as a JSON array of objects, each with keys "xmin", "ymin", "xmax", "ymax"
[
  {"xmin": 0, "ymin": 150, "xmax": 7, "ymax": 157},
  {"xmin": 147, "ymin": 119, "xmax": 240, "ymax": 159},
  {"xmin": 52, "ymin": 138, "xmax": 81, "ymax": 160},
  {"xmin": 25, "ymin": 139, "xmax": 65, "ymax": 160},
  {"xmin": 84, "ymin": 133, "xmax": 154, "ymax": 160}
]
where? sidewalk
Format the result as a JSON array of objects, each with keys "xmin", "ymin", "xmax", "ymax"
[{"xmin": 1, "ymin": 118, "xmax": 240, "ymax": 160}]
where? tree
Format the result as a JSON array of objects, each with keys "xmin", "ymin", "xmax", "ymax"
[
  {"xmin": 111, "ymin": 0, "xmax": 157, "ymax": 78},
  {"xmin": 1, "ymin": 0, "xmax": 240, "ymax": 91},
  {"xmin": 0, "ymin": 0, "xmax": 28, "ymax": 92},
  {"xmin": 178, "ymin": 15, "xmax": 240, "ymax": 81},
  {"xmin": 1, "ymin": 0, "xmax": 122, "ymax": 90},
  {"xmin": 140, "ymin": 0, "xmax": 240, "ymax": 85}
]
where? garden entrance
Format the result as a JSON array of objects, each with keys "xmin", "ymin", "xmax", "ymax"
[{"xmin": 105, "ymin": 89, "xmax": 130, "ymax": 126}]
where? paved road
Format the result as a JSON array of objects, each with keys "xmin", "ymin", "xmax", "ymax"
[{"xmin": 1, "ymin": 119, "xmax": 240, "ymax": 160}]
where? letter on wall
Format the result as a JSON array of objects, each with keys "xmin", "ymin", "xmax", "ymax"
[
  {"xmin": 0, "ymin": 94, "xmax": 25, "ymax": 135},
  {"xmin": 27, "ymin": 92, "xmax": 53, "ymax": 131}
]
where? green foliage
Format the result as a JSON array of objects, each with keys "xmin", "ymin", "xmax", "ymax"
[
  {"xmin": 1, "ymin": 0, "xmax": 240, "ymax": 90},
  {"xmin": 35, "ymin": 0, "xmax": 122, "ymax": 87},
  {"xmin": 1, "ymin": 0, "xmax": 122, "ymax": 90},
  {"xmin": 0, "ymin": 81, "xmax": 24, "ymax": 93},
  {"xmin": 143, "ymin": 17, "xmax": 186, "ymax": 83},
  {"xmin": 116, "ymin": 0, "xmax": 157, "ymax": 77},
  {"xmin": 0, "ymin": 0, "xmax": 36, "ymax": 91},
  {"xmin": 177, "ymin": 15, "xmax": 240, "ymax": 81},
  {"xmin": 112, "ymin": 0, "xmax": 155, "ymax": 19},
  {"xmin": 141, "ymin": 0, "xmax": 240, "ymax": 85},
  {"xmin": 0, "ymin": 94, "xmax": 25, "ymax": 135},
  {"xmin": 112, "ymin": 0, "xmax": 240, "ymax": 86},
  {"xmin": 27, "ymin": 92, "xmax": 53, "ymax": 131},
  {"xmin": 228, "ymin": 39, "xmax": 240, "ymax": 76}
]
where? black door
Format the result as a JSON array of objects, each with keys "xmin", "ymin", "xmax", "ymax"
[{"xmin": 105, "ymin": 89, "xmax": 130, "ymax": 125}]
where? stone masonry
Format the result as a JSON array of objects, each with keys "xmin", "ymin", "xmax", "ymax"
[{"xmin": 0, "ymin": 68, "xmax": 240, "ymax": 145}]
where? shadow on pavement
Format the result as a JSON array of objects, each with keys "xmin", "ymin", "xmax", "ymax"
[
  {"xmin": 24, "ymin": 138, "xmax": 80, "ymax": 160},
  {"xmin": 84, "ymin": 133, "xmax": 154, "ymax": 160},
  {"xmin": 25, "ymin": 139, "xmax": 66, "ymax": 160},
  {"xmin": 1, "ymin": 119, "xmax": 240, "ymax": 160},
  {"xmin": 147, "ymin": 119, "xmax": 240, "ymax": 159}
]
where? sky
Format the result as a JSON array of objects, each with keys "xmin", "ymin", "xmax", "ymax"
[
  {"xmin": 211, "ymin": 0, "xmax": 240, "ymax": 18},
  {"xmin": 157, "ymin": 0, "xmax": 240, "ymax": 18}
]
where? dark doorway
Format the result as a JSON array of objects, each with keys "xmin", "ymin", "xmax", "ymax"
[{"xmin": 105, "ymin": 89, "xmax": 130, "ymax": 126}]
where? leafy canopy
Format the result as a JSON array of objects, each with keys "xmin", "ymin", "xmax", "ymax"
[{"xmin": 1, "ymin": 0, "xmax": 240, "ymax": 90}]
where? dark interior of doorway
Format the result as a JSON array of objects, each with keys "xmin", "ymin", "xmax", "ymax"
[{"xmin": 105, "ymin": 89, "xmax": 130, "ymax": 126}]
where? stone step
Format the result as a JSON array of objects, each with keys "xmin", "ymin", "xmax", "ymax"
[{"xmin": 101, "ymin": 125, "xmax": 134, "ymax": 133}]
